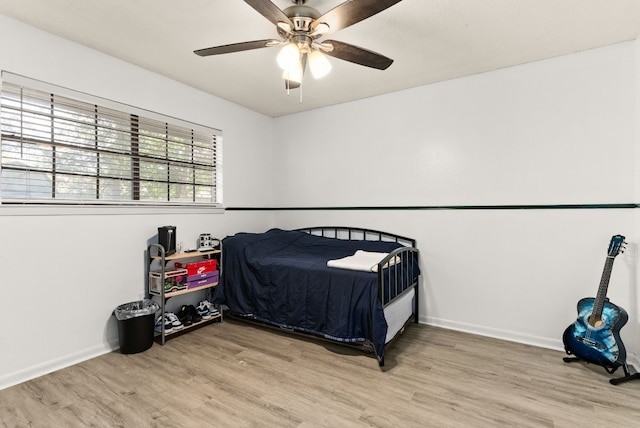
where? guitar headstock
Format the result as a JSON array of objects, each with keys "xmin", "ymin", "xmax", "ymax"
[{"xmin": 607, "ymin": 234, "xmax": 626, "ymax": 257}]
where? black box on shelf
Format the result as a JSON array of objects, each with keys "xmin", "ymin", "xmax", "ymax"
[{"xmin": 158, "ymin": 226, "xmax": 177, "ymax": 255}]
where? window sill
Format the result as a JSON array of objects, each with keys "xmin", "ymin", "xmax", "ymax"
[{"xmin": 0, "ymin": 204, "xmax": 225, "ymax": 217}]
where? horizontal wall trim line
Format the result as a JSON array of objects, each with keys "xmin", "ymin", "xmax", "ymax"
[{"xmin": 226, "ymin": 203, "xmax": 638, "ymax": 211}]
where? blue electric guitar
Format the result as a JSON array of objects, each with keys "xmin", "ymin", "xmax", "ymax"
[{"xmin": 563, "ymin": 235, "xmax": 628, "ymax": 370}]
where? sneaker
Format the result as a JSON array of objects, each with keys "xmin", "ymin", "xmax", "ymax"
[
  {"xmin": 196, "ymin": 301, "xmax": 212, "ymax": 320},
  {"xmin": 198, "ymin": 300, "xmax": 219, "ymax": 317},
  {"xmin": 164, "ymin": 280, "xmax": 187, "ymax": 293},
  {"xmin": 177, "ymin": 305, "xmax": 201, "ymax": 326},
  {"xmin": 186, "ymin": 304, "xmax": 202, "ymax": 323},
  {"xmin": 166, "ymin": 312, "xmax": 183, "ymax": 330},
  {"xmin": 176, "ymin": 308, "xmax": 191, "ymax": 327},
  {"xmin": 155, "ymin": 314, "xmax": 173, "ymax": 334}
]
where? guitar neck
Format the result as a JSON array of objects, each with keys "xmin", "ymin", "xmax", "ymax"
[{"xmin": 592, "ymin": 256, "xmax": 616, "ymax": 319}]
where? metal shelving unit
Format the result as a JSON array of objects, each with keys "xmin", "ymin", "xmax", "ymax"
[{"xmin": 147, "ymin": 243, "xmax": 222, "ymax": 345}]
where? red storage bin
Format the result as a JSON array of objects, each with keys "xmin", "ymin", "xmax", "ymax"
[{"xmin": 175, "ymin": 259, "xmax": 217, "ymax": 276}]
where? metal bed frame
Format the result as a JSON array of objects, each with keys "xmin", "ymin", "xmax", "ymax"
[{"xmin": 227, "ymin": 226, "xmax": 420, "ymax": 367}]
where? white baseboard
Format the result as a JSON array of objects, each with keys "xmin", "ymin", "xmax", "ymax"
[
  {"xmin": 421, "ymin": 315, "xmax": 638, "ymax": 373},
  {"xmin": 0, "ymin": 341, "xmax": 118, "ymax": 391},
  {"xmin": 422, "ymin": 315, "xmax": 568, "ymax": 352}
]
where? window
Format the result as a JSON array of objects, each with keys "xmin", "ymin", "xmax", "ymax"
[{"xmin": 0, "ymin": 72, "xmax": 222, "ymax": 206}]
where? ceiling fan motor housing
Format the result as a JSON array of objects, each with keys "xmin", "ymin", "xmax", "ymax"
[
  {"xmin": 280, "ymin": 4, "xmax": 323, "ymax": 54},
  {"xmin": 283, "ymin": 6, "xmax": 320, "ymax": 30}
]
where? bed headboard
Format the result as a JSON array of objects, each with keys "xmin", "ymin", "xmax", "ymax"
[{"xmin": 294, "ymin": 226, "xmax": 416, "ymax": 248}]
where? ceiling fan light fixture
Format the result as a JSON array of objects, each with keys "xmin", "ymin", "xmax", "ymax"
[
  {"xmin": 277, "ymin": 42, "xmax": 301, "ymax": 71},
  {"xmin": 282, "ymin": 61, "xmax": 304, "ymax": 84},
  {"xmin": 195, "ymin": 0, "xmax": 402, "ymax": 98},
  {"xmin": 309, "ymin": 50, "xmax": 332, "ymax": 79}
]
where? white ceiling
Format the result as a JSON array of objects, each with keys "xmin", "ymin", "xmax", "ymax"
[{"xmin": 1, "ymin": 0, "xmax": 640, "ymax": 118}]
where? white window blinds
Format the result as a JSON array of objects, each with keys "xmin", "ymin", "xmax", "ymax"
[{"xmin": 0, "ymin": 72, "xmax": 223, "ymax": 206}]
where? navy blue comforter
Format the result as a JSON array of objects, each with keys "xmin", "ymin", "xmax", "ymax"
[{"xmin": 216, "ymin": 228, "xmax": 408, "ymax": 362}]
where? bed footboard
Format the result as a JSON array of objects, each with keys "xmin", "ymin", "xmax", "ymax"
[{"xmin": 378, "ymin": 246, "xmax": 420, "ymax": 317}]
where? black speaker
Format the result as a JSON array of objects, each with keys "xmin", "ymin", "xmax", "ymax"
[{"xmin": 158, "ymin": 226, "xmax": 177, "ymax": 255}]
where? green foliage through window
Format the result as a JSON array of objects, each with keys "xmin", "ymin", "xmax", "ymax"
[{"xmin": 0, "ymin": 73, "xmax": 222, "ymax": 206}]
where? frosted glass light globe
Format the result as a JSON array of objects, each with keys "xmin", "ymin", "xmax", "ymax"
[
  {"xmin": 309, "ymin": 50, "xmax": 332, "ymax": 79},
  {"xmin": 277, "ymin": 43, "xmax": 300, "ymax": 71}
]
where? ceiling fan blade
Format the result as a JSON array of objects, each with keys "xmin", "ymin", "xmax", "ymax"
[
  {"xmin": 312, "ymin": 0, "xmax": 402, "ymax": 34},
  {"xmin": 244, "ymin": 0, "xmax": 293, "ymax": 27},
  {"xmin": 194, "ymin": 40, "xmax": 276, "ymax": 57},
  {"xmin": 323, "ymin": 40, "xmax": 393, "ymax": 70}
]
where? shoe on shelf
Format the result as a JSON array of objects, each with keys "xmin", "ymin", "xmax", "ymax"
[
  {"xmin": 186, "ymin": 304, "xmax": 202, "ymax": 323},
  {"xmin": 196, "ymin": 301, "xmax": 212, "ymax": 319},
  {"xmin": 177, "ymin": 305, "xmax": 202, "ymax": 326},
  {"xmin": 164, "ymin": 280, "xmax": 187, "ymax": 293},
  {"xmin": 176, "ymin": 306, "xmax": 192, "ymax": 327},
  {"xmin": 155, "ymin": 314, "xmax": 173, "ymax": 334},
  {"xmin": 198, "ymin": 300, "xmax": 219, "ymax": 317},
  {"xmin": 166, "ymin": 312, "xmax": 184, "ymax": 330}
]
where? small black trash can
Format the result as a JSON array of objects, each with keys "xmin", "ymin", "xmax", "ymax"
[{"xmin": 114, "ymin": 299, "xmax": 159, "ymax": 354}]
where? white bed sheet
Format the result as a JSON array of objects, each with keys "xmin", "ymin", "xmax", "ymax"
[{"xmin": 384, "ymin": 287, "xmax": 415, "ymax": 343}]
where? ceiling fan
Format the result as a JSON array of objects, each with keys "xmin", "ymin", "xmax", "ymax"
[{"xmin": 194, "ymin": 0, "xmax": 403, "ymax": 90}]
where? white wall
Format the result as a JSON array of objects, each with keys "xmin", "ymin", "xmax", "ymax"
[
  {"xmin": 273, "ymin": 41, "xmax": 640, "ymax": 369},
  {"xmin": 274, "ymin": 44, "xmax": 635, "ymax": 206},
  {"xmin": 0, "ymin": 15, "xmax": 275, "ymax": 390}
]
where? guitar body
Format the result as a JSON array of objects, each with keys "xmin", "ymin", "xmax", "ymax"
[
  {"xmin": 563, "ymin": 234, "xmax": 628, "ymax": 373},
  {"xmin": 563, "ymin": 297, "xmax": 628, "ymax": 367}
]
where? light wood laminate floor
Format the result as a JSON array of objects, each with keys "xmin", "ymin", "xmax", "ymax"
[{"xmin": 2, "ymin": 320, "xmax": 640, "ymax": 427}]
